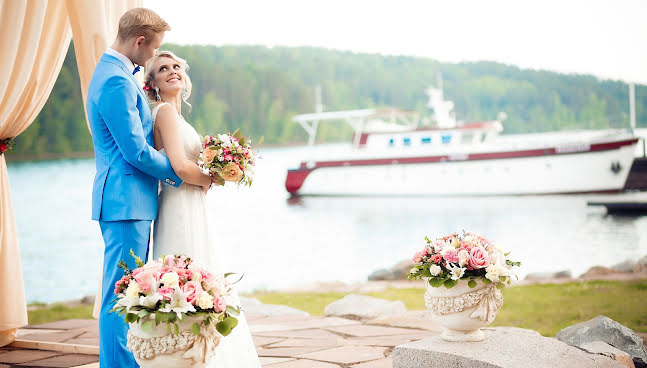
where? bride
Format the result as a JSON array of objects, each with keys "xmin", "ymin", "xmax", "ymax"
[{"xmin": 144, "ymin": 50, "xmax": 261, "ymax": 367}]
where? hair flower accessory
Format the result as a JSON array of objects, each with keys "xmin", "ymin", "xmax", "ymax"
[
  {"xmin": 142, "ymin": 83, "xmax": 151, "ymax": 92},
  {"xmin": 0, "ymin": 138, "xmax": 15, "ymax": 156}
]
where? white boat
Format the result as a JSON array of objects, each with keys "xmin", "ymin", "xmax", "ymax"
[{"xmin": 285, "ymin": 87, "xmax": 639, "ymax": 196}]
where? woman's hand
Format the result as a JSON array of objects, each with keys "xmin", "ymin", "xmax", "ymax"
[{"xmin": 202, "ymin": 183, "xmax": 211, "ymax": 194}]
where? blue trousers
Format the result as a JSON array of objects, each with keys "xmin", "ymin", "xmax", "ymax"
[{"xmin": 99, "ymin": 220, "xmax": 151, "ymax": 368}]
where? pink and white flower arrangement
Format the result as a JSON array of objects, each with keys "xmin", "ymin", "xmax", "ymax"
[
  {"xmin": 408, "ymin": 231, "xmax": 520, "ymax": 289},
  {"xmin": 111, "ymin": 251, "xmax": 240, "ymax": 337},
  {"xmin": 198, "ymin": 129, "xmax": 258, "ymax": 187}
]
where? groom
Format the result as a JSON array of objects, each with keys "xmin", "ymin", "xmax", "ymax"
[{"xmin": 86, "ymin": 8, "xmax": 182, "ymax": 367}]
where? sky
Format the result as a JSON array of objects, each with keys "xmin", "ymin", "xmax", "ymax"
[{"xmin": 143, "ymin": 0, "xmax": 647, "ymax": 85}]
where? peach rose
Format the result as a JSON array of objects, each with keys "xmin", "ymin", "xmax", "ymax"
[
  {"xmin": 202, "ymin": 148, "xmax": 217, "ymax": 165},
  {"xmin": 220, "ymin": 162, "xmax": 244, "ymax": 182}
]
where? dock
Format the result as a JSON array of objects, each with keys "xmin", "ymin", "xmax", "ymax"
[{"xmin": 587, "ymin": 191, "xmax": 647, "ymax": 215}]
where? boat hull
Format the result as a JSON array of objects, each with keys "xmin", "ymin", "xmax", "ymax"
[{"xmin": 286, "ymin": 139, "xmax": 638, "ymax": 196}]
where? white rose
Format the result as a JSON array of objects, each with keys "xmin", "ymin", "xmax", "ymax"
[
  {"xmin": 458, "ymin": 249, "xmax": 469, "ymax": 267},
  {"xmin": 160, "ymin": 272, "xmax": 180, "ymax": 289},
  {"xmin": 485, "ymin": 264, "xmax": 509, "ymax": 283},
  {"xmin": 125, "ymin": 282, "xmax": 141, "ymax": 298},
  {"xmin": 429, "ymin": 264, "xmax": 442, "ymax": 276},
  {"xmin": 196, "ymin": 292, "xmax": 214, "ymax": 309}
]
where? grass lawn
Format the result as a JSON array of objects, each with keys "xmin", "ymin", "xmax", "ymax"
[
  {"xmin": 27, "ymin": 280, "xmax": 647, "ymax": 337},
  {"xmin": 252, "ymin": 280, "xmax": 647, "ymax": 336}
]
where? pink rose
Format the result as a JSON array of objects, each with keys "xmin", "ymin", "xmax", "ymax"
[
  {"xmin": 157, "ymin": 286, "xmax": 174, "ymax": 301},
  {"xmin": 412, "ymin": 251, "xmax": 424, "ymax": 263},
  {"xmin": 430, "ymin": 254, "xmax": 442, "ymax": 264},
  {"xmin": 183, "ymin": 281, "xmax": 203, "ymax": 305},
  {"xmin": 442, "ymin": 249, "xmax": 459, "ymax": 264},
  {"xmin": 468, "ymin": 246, "xmax": 490, "ymax": 269},
  {"xmin": 224, "ymin": 154, "xmax": 234, "ymax": 162},
  {"xmin": 213, "ymin": 296, "xmax": 227, "ymax": 313},
  {"xmin": 134, "ymin": 269, "xmax": 156, "ymax": 294}
]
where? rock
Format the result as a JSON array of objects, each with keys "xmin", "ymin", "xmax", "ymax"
[
  {"xmin": 243, "ymin": 302, "xmax": 309, "ymax": 317},
  {"xmin": 524, "ymin": 270, "xmax": 572, "ymax": 280},
  {"xmin": 80, "ymin": 295, "xmax": 95, "ymax": 305},
  {"xmin": 368, "ymin": 268, "xmax": 395, "ymax": 281},
  {"xmin": 556, "ymin": 315, "xmax": 647, "ymax": 368},
  {"xmin": 390, "ymin": 260, "xmax": 414, "ymax": 280},
  {"xmin": 581, "ymin": 266, "xmax": 617, "ymax": 278},
  {"xmin": 392, "ymin": 327, "xmax": 623, "ymax": 368},
  {"xmin": 634, "ymin": 255, "xmax": 647, "ymax": 273},
  {"xmin": 581, "ymin": 341, "xmax": 636, "ymax": 368},
  {"xmin": 612, "ymin": 260, "xmax": 638, "ymax": 273},
  {"xmin": 324, "ymin": 294, "xmax": 406, "ymax": 320}
]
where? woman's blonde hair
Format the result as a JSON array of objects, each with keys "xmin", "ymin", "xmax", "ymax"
[{"xmin": 144, "ymin": 51, "xmax": 192, "ymax": 111}]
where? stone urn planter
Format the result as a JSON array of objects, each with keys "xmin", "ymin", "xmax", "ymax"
[
  {"xmin": 126, "ymin": 315, "xmax": 221, "ymax": 368},
  {"xmin": 424, "ymin": 279, "xmax": 503, "ymax": 342}
]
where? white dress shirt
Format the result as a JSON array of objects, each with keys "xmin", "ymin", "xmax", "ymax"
[{"xmin": 106, "ymin": 48, "xmax": 137, "ymax": 74}]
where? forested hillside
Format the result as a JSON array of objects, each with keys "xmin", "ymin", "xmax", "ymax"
[{"xmin": 13, "ymin": 43, "xmax": 646, "ymax": 156}]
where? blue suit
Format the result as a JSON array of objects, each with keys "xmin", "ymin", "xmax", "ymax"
[{"xmin": 87, "ymin": 53, "xmax": 183, "ymax": 367}]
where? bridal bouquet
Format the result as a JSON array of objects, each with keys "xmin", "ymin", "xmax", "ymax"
[
  {"xmin": 198, "ymin": 130, "xmax": 256, "ymax": 187},
  {"xmin": 407, "ymin": 231, "xmax": 520, "ymax": 289},
  {"xmin": 110, "ymin": 251, "xmax": 240, "ymax": 338}
]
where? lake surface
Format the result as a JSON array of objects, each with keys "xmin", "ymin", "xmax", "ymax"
[{"xmin": 7, "ymin": 144, "xmax": 647, "ymax": 303}]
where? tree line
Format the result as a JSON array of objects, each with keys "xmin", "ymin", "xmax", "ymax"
[{"xmin": 13, "ymin": 43, "xmax": 646, "ymax": 156}]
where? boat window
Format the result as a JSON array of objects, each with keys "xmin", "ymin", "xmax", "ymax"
[
  {"xmin": 388, "ymin": 138, "xmax": 395, "ymax": 146},
  {"xmin": 403, "ymin": 137, "xmax": 411, "ymax": 146},
  {"xmin": 441, "ymin": 135, "xmax": 452, "ymax": 144},
  {"xmin": 421, "ymin": 137, "xmax": 432, "ymax": 144},
  {"xmin": 461, "ymin": 134, "xmax": 472, "ymax": 144}
]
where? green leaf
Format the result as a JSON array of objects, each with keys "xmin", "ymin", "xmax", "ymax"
[
  {"xmin": 468, "ymin": 280, "xmax": 477, "ymax": 288},
  {"xmin": 173, "ymin": 323, "xmax": 179, "ymax": 335},
  {"xmin": 191, "ymin": 322, "xmax": 201, "ymax": 336},
  {"xmin": 129, "ymin": 249, "xmax": 145, "ymax": 268},
  {"xmin": 429, "ymin": 277, "xmax": 445, "ymax": 288},
  {"xmin": 125, "ymin": 313, "xmax": 137, "ymax": 324},
  {"xmin": 444, "ymin": 279, "xmax": 458, "ymax": 289},
  {"xmin": 141, "ymin": 320, "xmax": 153, "ymax": 333},
  {"xmin": 422, "ymin": 268, "xmax": 432, "ymax": 277},
  {"xmin": 482, "ymin": 278, "xmax": 492, "ymax": 285},
  {"xmin": 216, "ymin": 316, "xmax": 239, "ymax": 336},
  {"xmin": 496, "ymin": 282, "xmax": 506, "ymax": 290},
  {"xmin": 257, "ymin": 135, "xmax": 264, "ymax": 145},
  {"xmin": 137, "ymin": 310, "xmax": 150, "ymax": 318},
  {"xmin": 226, "ymin": 305, "xmax": 240, "ymax": 316}
]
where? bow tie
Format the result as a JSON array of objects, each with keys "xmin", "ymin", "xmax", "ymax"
[{"xmin": 132, "ymin": 65, "xmax": 141, "ymax": 75}]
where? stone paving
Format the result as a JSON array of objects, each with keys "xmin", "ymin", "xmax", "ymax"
[{"xmin": 0, "ymin": 313, "xmax": 441, "ymax": 367}]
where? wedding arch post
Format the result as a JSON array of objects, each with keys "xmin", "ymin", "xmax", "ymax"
[
  {"xmin": 0, "ymin": 0, "xmax": 72, "ymax": 346},
  {"xmin": 0, "ymin": 0, "xmax": 141, "ymax": 347}
]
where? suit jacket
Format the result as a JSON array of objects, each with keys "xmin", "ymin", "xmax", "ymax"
[{"xmin": 87, "ymin": 53, "xmax": 183, "ymax": 221}]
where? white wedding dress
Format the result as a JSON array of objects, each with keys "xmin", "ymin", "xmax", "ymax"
[{"xmin": 151, "ymin": 102, "xmax": 261, "ymax": 368}]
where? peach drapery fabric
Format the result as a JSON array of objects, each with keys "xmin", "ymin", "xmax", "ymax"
[
  {"xmin": 0, "ymin": 0, "xmax": 141, "ymax": 347},
  {"xmin": 0, "ymin": 0, "xmax": 72, "ymax": 346}
]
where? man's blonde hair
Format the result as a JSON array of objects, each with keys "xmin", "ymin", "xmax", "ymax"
[{"xmin": 117, "ymin": 8, "xmax": 170, "ymax": 42}]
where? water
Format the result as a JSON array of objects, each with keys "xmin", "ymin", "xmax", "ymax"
[{"xmin": 7, "ymin": 145, "xmax": 647, "ymax": 303}]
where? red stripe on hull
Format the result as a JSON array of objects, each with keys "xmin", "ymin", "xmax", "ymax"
[{"xmin": 285, "ymin": 138, "xmax": 639, "ymax": 194}]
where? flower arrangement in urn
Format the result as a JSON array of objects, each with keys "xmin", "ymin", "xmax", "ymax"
[
  {"xmin": 198, "ymin": 129, "xmax": 259, "ymax": 187},
  {"xmin": 408, "ymin": 231, "xmax": 520, "ymax": 342},
  {"xmin": 110, "ymin": 252, "xmax": 240, "ymax": 368}
]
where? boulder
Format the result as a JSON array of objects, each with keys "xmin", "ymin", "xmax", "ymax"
[
  {"xmin": 612, "ymin": 260, "xmax": 637, "ymax": 273},
  {"xmin": 525, "ymin": 270, "xmax": 572, "ymax": 280},
  {"xmin": 239, "ymin": 296, "xmax": 309, "ymax": 316},
  {"xmin": 581, "ymin": 341, "xmax": 635, "ymax": 368},
  {"xmin": 556, "ymin": 315, "xmax": 647, "ymax": 368},
  {"xmin": 634, "ymin": 255, "xmax": 647, "ymax": 273},
  {"xmin": 368, "ymin": 268, "xmax": 395, "ymax": 281},
  {"xmin": 324, "ymin": 294, "xmax": 406, "ymax": 320},
  {"xmin": 390, "ymin": 260, "xmax": 414, "ymax": 280},
  {"xmin": 393, "ymin": 327, "xmax": 623, "ymax": 368},
  {"xmin": 581, "ymin": 266, "xmax": 617, "ymax": 278}
]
